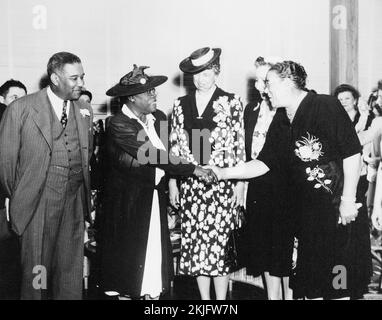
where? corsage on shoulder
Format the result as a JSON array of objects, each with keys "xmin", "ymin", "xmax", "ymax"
[{"xmin": 80, "ymin": 109, "xmax": 90, "ymax": 118}]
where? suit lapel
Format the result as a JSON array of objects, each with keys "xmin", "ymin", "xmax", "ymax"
[{"xmin": 31, "ymin": 88, "xmax": 53, "ymax": 150}]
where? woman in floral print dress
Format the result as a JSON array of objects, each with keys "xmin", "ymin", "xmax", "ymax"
[
  {"xmin": 210, "ymin": 61, "xmax": 369, "ymax": 299},
  {"xmin": 169, "ymin": 47, "xmax": 246, "ymax": 300}
]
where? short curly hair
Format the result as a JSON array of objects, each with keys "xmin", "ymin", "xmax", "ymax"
[
  {"xmin": 268, "ymin": 61, "xmax": 307, "ymax": 90},
  {"xmin": 254, "ymin": 56, "xmax": 283, "ymax": 68},
  {"xmin": 47, "ymin": 52, "xmax": 81, "ymax": 79},
  {"xmin": 333, "ymin": 84, "xmax": 360, "ymax": 100}
]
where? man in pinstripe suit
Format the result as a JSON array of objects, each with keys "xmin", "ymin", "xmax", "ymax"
[{"xmin": 0, "ymin": 52, "xmax": 93, "ymax": 299}]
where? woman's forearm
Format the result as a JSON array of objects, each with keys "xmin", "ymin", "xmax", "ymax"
[
  {"xmin": 221, "ymin": 159, "xmax": 269, "ymax": 180},
  {"xmin": 373, "ymin": 162, "xmax": 382, "ymax": 209},
  {"xmin": 342, "ymin": 153, "xmax": 361, "ymax": 198}
]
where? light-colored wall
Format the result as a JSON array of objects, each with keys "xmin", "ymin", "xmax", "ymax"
[
  {"xmin": 0, "ymin": 0, "xmax": 380, "ymax": 118},
  {"xmin": 359, "ymin": 0, "xmax": 382, "ymax": 99}
]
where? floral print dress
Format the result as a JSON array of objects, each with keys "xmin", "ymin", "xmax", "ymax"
[{"xmin": 170, "ymin": 87, "xmax": 245, "ymax": 276}]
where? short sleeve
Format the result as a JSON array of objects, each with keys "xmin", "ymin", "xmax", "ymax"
[{"xmin": 317, "ymin": 97, "xmax": 362, "ymax": 159}]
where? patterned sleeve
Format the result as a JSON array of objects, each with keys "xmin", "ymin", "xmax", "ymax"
[
  {"xmin": 169, "ymin": 99, "xmax": 181, "ymax": 157},
  {"xmin": 169, "ymin": 99, "xmax": 197, "ymax": 165},
  {"xmin": 230, "ymin": 95, "xmax": 246, "ymax": 166}
]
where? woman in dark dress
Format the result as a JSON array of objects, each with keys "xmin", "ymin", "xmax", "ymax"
[
  {"xmin": 334, "ymin": 84, "xmax": 373, "ymax": 298},
  {"xmin": 169, "ymin": 47, "xmax": 246, "ymax": 300},
  {"xmin": 210, "ymin": 61, "xmax": 367, "ymax": 299},
  {"xmin": 98, "ymin": 65, "xmax": 215, "ymax": 300},
  {"xmin": 242, "ymin": 56, "xmax": 294, "ymax": 300}
]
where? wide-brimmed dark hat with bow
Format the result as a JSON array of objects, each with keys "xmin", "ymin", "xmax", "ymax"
[
  {"xmin": 106, "ymin": 64, "xmax": 168, "ymax": 97},
  {"xmin": 179, "ymin": 47, "xmax": 221, "ymax": 74}
]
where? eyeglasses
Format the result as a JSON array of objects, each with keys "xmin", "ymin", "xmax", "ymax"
[
  {"xmin": 263, "ymin": 78, "xmax": 270, "ymax": 90},
  {"xmin": 146, "ymin": 88, "xmax": 156, "ymax": 96},
  {"xmin": 263, "ymin": 77, "xmax": 282, "ymax": 90}
]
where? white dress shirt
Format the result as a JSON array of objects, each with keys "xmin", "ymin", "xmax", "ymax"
[{"xmin": 47, "ymin": 86, "xmax": 70, "ymax": 120}]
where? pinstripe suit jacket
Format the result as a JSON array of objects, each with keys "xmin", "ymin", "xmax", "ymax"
[{"xmin": 0, "ymin": 87, "xmax": 93, "ymax": 236}]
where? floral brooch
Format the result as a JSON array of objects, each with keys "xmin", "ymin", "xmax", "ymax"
[
  {"xmin": 306, "ymin": 167, "xmax": 332, "ymax": 193},
  {"xmin": 295, "ymin": 132, "xmax": 323, "ymax": 162},
  {"xmin": 80, "ymin": 109, "xmax": 90, "ymax": 118}
]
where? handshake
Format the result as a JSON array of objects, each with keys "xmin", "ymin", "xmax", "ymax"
[{"xmin": 193, "ymin": 166, "xmax": 221, "ymax": 185}]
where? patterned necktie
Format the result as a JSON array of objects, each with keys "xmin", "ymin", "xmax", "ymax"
[{"xmin": 61, "ymin": 100, "xmax": 68, "ymax": 128}]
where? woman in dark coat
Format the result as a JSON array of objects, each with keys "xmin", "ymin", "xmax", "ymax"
[
  {"xmin": 210, "ymin": 61, "xmax": 366, "ymax": 300},
  {"xmin": 98, "ymin": 65, "xmax": 215, "ymax": 299}
]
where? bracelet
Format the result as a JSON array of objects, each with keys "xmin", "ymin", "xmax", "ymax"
[{"xmin": 340, "ymin": 195, "xmax": 356, "ymax": 203}]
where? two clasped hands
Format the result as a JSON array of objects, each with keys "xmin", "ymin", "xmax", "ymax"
[
  {"xmin": 192, "ymin": 165, "xmax": 222, "ymax": 185},
  {"xmin": 170, "ymin": 165, "xmax": 245, "ymax": 209},
  {"xmin": 338, "ymin": 199, "xmax": 362, "ymax": 226}
]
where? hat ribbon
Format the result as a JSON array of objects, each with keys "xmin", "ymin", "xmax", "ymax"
[{"xmin": 191, "ymin": 49, "xmax": 215, "ymax": 67}]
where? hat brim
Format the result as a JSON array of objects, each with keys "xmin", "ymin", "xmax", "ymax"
[
  {"xmin": 179, "ymin": 48, "xmax": 221, "ymax": 74},
  {"xmin": 106, "ymin": 75, "xmax": 168, "ymax": 97}
]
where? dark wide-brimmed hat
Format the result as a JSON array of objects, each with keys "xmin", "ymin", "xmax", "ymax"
[
  {"xmin": 106, "ymin": 64, "xmax": 168, "ymax": 97},
  {"xmin": 179, "ymin": 47, "xmax": 221, "ymax": 74}
]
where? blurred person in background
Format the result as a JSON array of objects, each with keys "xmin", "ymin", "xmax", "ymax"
[
  {"xmin": 0, "ymin": 79, "xmax": 28, "ymax": 299},
  {"xmin": 0, "ymin": 79, "xmax": 27, "ymax": 106}
]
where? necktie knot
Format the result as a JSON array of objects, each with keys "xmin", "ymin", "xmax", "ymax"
[{"xmin": 61, "ymin": 100, "xmax": 68, "ymax": 128}]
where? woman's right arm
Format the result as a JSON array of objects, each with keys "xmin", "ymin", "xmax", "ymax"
[
  {"xmin": 212, "ymin": 110, "xmax": 283, "ymax": 180},
  {"xmin": 210, "ymin": 159, "xmax": 270, "ymax": 180}
]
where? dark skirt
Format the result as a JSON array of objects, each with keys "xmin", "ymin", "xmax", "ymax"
[
  {"xmin": 98, "ymin": 173, "xmax": 173, "ymax": 298},
  {"xmin": 239, "ymin": 176, "xmax": 295, "ymax": 278},
  {"xmin": 291, "ymin": 175, "xmax": 372, "ymax": 299}
]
